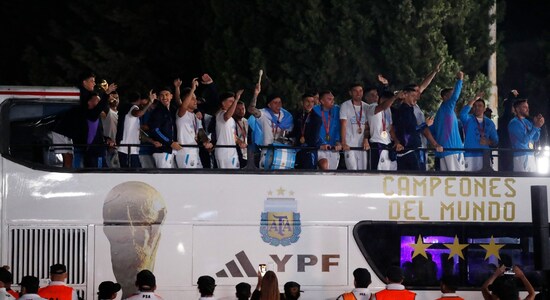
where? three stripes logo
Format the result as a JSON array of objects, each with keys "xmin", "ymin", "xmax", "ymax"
[{"xmin": 216, "ymin": 251, "xmax": 257, "ymax": 277}]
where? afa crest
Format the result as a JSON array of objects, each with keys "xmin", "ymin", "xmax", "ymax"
[{"xmin": 260, "ymin": 187, "xmax": 301, "ymax": 246}]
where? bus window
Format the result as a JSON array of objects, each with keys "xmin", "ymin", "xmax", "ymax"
[{"xmin": 353, "ymin": 221, "xmax": 545, "ymax": 290}]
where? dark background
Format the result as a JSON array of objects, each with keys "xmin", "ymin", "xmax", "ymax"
[{"xmin": 0, "ymin": 0, "xmax": 549, "ymax": 116}]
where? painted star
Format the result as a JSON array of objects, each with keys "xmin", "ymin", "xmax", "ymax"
[
  {"xmin": 410, "ymin": 235, "xmax": 431, "ymax": 259},
  {"xmin": 277, "ymin": 187, "xmax": 286, "ymax": 196},
  {"xmin": 268, "ymin": 190, "xmax": 273, "ymax": 196},
  {"xmin": 443, "ymin": 235, "xmax": 469, "ymax": 260},
  {"xmin": 480, "ymin": 236, "xmax": 505, "ymax": 260}
]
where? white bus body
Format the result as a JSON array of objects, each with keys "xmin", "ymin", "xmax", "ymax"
[{"xmin": 0, "ymin": 86, "xmax": 548, "ymax": 300}]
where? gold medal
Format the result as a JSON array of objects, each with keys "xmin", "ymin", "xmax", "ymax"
[
  {"xmin": 529, "ymin": 142, "xmax": 534, "ymax": 149},
  {"xmin": 326, "ymin": 135, "xmax": 330, "ymax": 141},
  {"xmin": 300, "ymin": 136, "xmax": 305, "ymax": 144},
  {"xmin": 381, "ymin": 131, "xmax": 388, "ymax": 138},
  {"xmin": 357, "ymin": 127, "xmax": 362, "ymax": 134}
]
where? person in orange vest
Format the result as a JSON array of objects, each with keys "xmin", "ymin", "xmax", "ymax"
[
  {"xmin": 336, "ymin": 268, "xmax": 372, "ymax": 300},
  {"xmin": 435, "ymin": 275, "xmax": 463, "ymax": 300},
  {"xmin": 38, "ymin": 264, "xmax": 78, "ymax": 300},
  {"xmin": 373, "ymin": 266, "xmax": 415, "ymax": 300}
]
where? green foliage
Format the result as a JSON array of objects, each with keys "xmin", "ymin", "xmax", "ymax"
[{"xmin": 204, "ymin": 0, "xmax": 496, "ymax": 112}]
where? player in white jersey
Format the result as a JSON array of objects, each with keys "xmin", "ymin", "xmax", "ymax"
[
  {"xmin": 340, "ymin": 83, "xmax": 370, "ymax": 170},
  {"xmin": 175, "ymin": 79, "xmax": 213, "ymax": 168},
  {"xmin": 366, "ymin": 91, "xmax": 403, "ymax": 170},
  {"xmin": 118, "ymin": 91, "xmax": 156, "ymax": 168},
  {"xmin": 215, "ymin": 90, "xmax": 243, "ymax": 169},
  {"xmin": 124, "ymin": 270, "xmax": 163, "ymax": 300}
]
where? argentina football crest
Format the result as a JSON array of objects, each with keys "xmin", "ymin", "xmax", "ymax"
[{"xmin": 260, "ymin": 187, "xmax": 301, "ymax": 246}]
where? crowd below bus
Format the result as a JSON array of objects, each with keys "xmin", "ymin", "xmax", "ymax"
[
  {"xmin": 0, "ymin": 263, "xmax": 539, "ymax": 300},
  {"xmin": 49, "ymin": 61, "xmax": 545, "ymax": 173}
]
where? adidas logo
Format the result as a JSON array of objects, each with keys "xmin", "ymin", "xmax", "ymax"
[{"xmin": 216, "ymin": 250, "xmax": 257, "ymax": 277}]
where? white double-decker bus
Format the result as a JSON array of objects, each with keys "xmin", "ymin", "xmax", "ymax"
[{"xmin": 0, "ymin": 86, "xmax": 548, "ymax": 299}]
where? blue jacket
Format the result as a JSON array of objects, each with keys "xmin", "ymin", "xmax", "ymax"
[
  {"xmin": 394, "ymin": 103, "xmax": 422, "ymax": 150},
  {"xmin": 313, "ymin": 105, "xmax": 341, "ymax": 146},
  {"xmin": 459, "ymin": 105, "xmax": 498, "ymax": 157},
  {"xmin": 508, "ymin": 117, "xmax": 540, "ymax": 156},
  {"xmin": 431, "ymin": 79, "xmax": 463, "ymax": 158}
]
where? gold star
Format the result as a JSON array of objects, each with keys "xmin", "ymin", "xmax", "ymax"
[
  {"xmin": 289, "ymin": 191, "xmax": 294, "ymax": 196},
  {"xmin": 443, "ymin": 235, "xmax": 469, "ymax": 260},
  {"xmin": 268, "ymin": 190, "xmax": 273, "ymax": 196},
  {"xmin": 276, "ymin": 187, "xmax": 286, "ymax": 196},
  {"xmin": 410, "ymin": 235, "xmax": 431, "ymax": 259},
  {"xmin": 480, "ymin": 236, "xmax": 505, "ymax": 260}
]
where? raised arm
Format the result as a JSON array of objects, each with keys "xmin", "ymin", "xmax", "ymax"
[
  {"xmin": 177, "ymin": 78, "xmax": 199, "ymax": 117},
  {"xmin": 132, "ymin": 89, "xmax": 156, "ymax": 118},
  {"xmin": 513, "ymin": 266, "xmax": 536, "ymax": 300},
  {"xmin": 418, "ymin": 60, "xmax": 443, "ymax": 93},
  {"xmin": 173, "ymin": 78, "xmax": 182, "ymax": 106},
  {"xmin": 374, "ymin": 91, "xmax": 403, "ymax": 114},
  {"xmin": 481, "ymin": 266, "xmax": 505, "ymax": 300},
  {"xmin": 247, "ymin": 83, "xmax": 262, "ymax": 118},
  {"xmin": 224, "ymin": 89, "xmax": 243, "ymax": 121}
]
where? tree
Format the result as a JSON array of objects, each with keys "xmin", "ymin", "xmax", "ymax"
[{"xmin": 204, "ymin": 0, "xmax": 495, "ymax": 112}]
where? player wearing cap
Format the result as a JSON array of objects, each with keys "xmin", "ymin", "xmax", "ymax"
[
  {"xmin": 124, "ymin": 270, "xmax": 163, "ymax": 300},
  {"xmin": 17, "ymin": 276, "xmax": 46, "ymax": 300},
  {"xmin": 337, "ymin": 268, "xmax": 372, "ymax": 300},
  {"xmin": 283, "ymin": 281, "xmax": 302, "ymax": 300},
  {"xmin": 373, "ymin": 266, "xmax": 415, "ymax": 300},
  {"xmin": 197, "ymin": 275, "xmax": 216, "ymax": 299},
  {"xmin": 97, "ymin": 281, "xmax": 121, "ymax": 300},
  {"xmin": 38, "ymin": 264, "xmax": 78, "ymax": 300}
]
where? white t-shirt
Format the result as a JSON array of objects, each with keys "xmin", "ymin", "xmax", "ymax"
[
  {"xmin": 216, "ymin": 110, "xmax": 236, "ymax": 146},
  {"xmin": 124, "ymin": 291, "xmax": 164, "ymax": 300},
  {"xmin": 340, "ymin": 100, "xmax": 369, "ymax": 147},
  {"xmin": 413, "ymin": 104, "xmax": 428, "ymax": 147},
  {"xmin": 258, "ymin": 108, "xmax": 290, "ymax": 145},
  {"xmin": 176, "ymin": 111, "xmax": 202, "ymax": 146},
  {"xmin": 18, "ymin": 294, "xmax": 47, "ymax": 300},
  {"xmin": 366, "ymin": 103, "xmax": 392, "ymax": 144},
  {"xmin": 118, "ymin": 105, "xmax": 141, "ymax": 154},
  {"xmin": 102, "ymin": 108, "xmax": 118, "ymax": 141},
  {"xmin": 235, "ymin": 118, "xmax": 248, "ymax": 160},
  {"xmin": 336, "ymin": 288, "xmax": 372, "ymax": 300},
  {"xmin": 0, "ymin": 288, "xmax": 13, "ymax": 300}
]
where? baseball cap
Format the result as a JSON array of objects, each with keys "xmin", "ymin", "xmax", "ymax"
[
  {"xmin": 50, "ymin": 264, "xmax": 67, "ymax": 274},
  {"xmin": 136, "ymin": 270, "xmax": 156, "ymax": 289},
  {"xmin": 98, "ymin": 281, "xmax": 122, "ymax": 297},
  {"xmin": 197, "ymin": 275, "xmax": 216, "ymax": 288},
  {"xmin": 284, "ymin": 281, "xmax": 303, "ymax": 293},
  {"xmin": 19, "ymin": 276, "xmax": 40, "ymax": 290}
]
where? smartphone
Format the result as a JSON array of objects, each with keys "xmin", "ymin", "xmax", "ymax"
[
  {"xmin": 258, "ymin": 264, "xmax": 267, "ymax": 276},
  {"xmin": 503, "ymin": 267, "xmax": 515, "ymax": 275}
]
